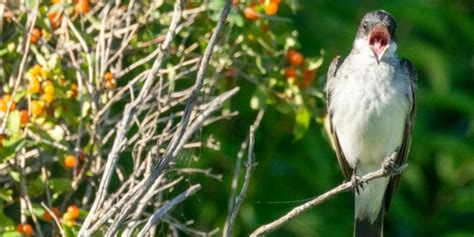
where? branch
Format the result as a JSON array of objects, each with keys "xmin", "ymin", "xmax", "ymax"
[
  {"xmin": 223, "ymin": 109, "xmax": 265, "ymax": 237},
  {"xmin": 101, "ymin": 1, "xmax": 233, "ymax": 235},
  {"xmin": 250, "ymin": 152, "xmax": 407, "ymax": 237},
  {"xmin": 78, "ymin": 0, "xmax": 185, "ymax": 234}
]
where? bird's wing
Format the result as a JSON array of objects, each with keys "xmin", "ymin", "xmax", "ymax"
[
  {"xmin": 326, "ymin": 56, "xmax": 353, "ymax": 181},
  {"xmin": 384, "ymin": 58, "xmax": 417, "ymax": 210}
]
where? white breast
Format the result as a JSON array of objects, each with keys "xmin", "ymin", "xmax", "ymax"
[{"xmin": 330, "ymin": 55, "xmax": 409, "ymax": 172}]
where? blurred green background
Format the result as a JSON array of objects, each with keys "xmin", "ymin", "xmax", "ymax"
[{"xmin": 183, "ymin": 0, "xmax": 474, "ymax": 236}]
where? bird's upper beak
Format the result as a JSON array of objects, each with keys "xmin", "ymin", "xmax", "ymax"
[{"xmin": 369, "ymin": 25, "xmax": 390, "ymax": 64}]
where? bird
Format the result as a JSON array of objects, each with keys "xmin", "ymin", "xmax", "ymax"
[{"xmin": 325, "ymin": 10, "xmax": 416, "ymax": 237}]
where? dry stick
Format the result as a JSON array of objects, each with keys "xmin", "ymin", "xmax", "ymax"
[
  {"xmin": 103, "ymin": 88, "xmax": 239, "ymax": 236},
  {"xmin": 18, "ymin": 150, "xmax": 44, "ymax": 237},
  {"xmin": 223, "ymin": 116, "xmax": 262, "ymax": 237},
  {"xmin": 78, "ymin": 1, "xmax": 184, "ymax": 234},
  {"xmin": 41, "ymin": 203, "xmax": 66, "ymax": 237},
  {"xmin": 103, "ymin": 1, "xmax": 233, "ymax": 235},
  {"xmin": 249, "ymin": 153, "xmax": 407, "ymax": 237},
  {"xmin": 92, "ymin": 89, "xmax": 237, "ymax": 231},
  {"xmin": 137, "ymin": 184, "xmax": 202, "ymax": 236}
]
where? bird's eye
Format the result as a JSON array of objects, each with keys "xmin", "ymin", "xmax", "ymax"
[{"xmin": 362, "ymin": 22, "xmax": 369, "ymax": 31}]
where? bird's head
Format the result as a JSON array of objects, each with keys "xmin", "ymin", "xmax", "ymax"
[{"xmin": 354, "ymin": 10, "xmax": 398, "ymax": 63}]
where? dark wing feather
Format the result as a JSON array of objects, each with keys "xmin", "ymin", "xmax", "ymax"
[
  {"xmin": 326, "ymin": 56, "xmax": 352, "ymax": 181},
  {"xmin": 384, "ymin": 58, "xmax": 417, "ymax": 210}
]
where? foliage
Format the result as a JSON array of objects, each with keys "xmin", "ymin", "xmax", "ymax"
[{"xmin": 0, "ymin": 0, "xmax": 473, "ymax": 236}]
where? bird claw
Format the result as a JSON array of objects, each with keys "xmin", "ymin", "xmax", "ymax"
[
  {"xmin": 351, "ymin": 173, "xmax": 367, "ymax": 195},
  {"xmin": 382, "ymin": 149, "xmax": 408, "ymax": 175}
]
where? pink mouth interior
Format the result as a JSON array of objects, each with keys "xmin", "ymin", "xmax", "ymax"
[{"xmin": 369, "ymin": 28, "xmax": 390, "ymax": 57}]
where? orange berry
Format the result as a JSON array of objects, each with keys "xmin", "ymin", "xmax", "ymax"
[
  {"xmin": 1, "ymin": 95, "xmax": 16, "ymax": 111},
  {"xmin": 31, "ymin": 100, "xmax": 44, "ymax": 117},
  {"xmin": 70, "ymin": 83, "xmax": 78, "ymax": 99},
  {"xmin": 244, "ymin": 7, "xmax": 260, "ymax": 20},
  {"xmin": 30, "ymin": 27, "xmax": 42, "ymax": 44},
  {"xmin": 284, "ymin": 67, "xmax": 297, "ymax": 79},
  {"xmin": 23, "ymin": 224, "xmax": 33, "ymax": 236},
  {"xmin": 287, "ymin": 50, "xmax": 303, "ymax": 65},
  {"xmin": 17, "ymin": 223, "xmax": 33, "ymax": 236},
  {"xmin": 40, "ymin": 68, "xmax": 48, "ymax": 79},
  {"xmin": 64, "ymin": 155, "xmax": 78, "ymax": 168},
  {"xmin": 303, "ymin": 69, "xmax": 316, "ymax": 82},
  {"xmin": 0, "ymin": 134, "xmax": 5, "ymax": 147},
  {"xmin": 62, "ymin": 212, "xmax": 74, "ymax": 221},
  {"xmin": 74, "ymin": 0, "xmax": 91, "ymax": 14},
  {"xmin": 48, "ymin": 11, "xmax": 62, "ymax": 29},
  {"xmin": 20, "ymin": 110, "xmax": 29, "ymax": 125},
  {"xmin": 28, "ymin": 77, "xmax": 41, "ymax": 94},
  {"xmin": 42, "ymin": 93, "xmax": 54, "ymax": 105},
  {"xmin": 67, "ymin": 204, "xmax": 80, "ymax": 219},
  {"xmin": 43, "ymin": 207, "xmax": 61, "ymax": 222},
  {"xmin": 104, "ymin": 72, "xmax": 114, "ymax": 81},
  {"xmin": 16, "ymin": 223, "xmax": 24, "ymax": 233},
  {"xmin": 43, "ymin": 83, "xmax": 55, "ymax": 95},
  {"xmin": 0, "ymin": 98, "xmax": 7, "ymax": 113},
  {"xmin": 31, "ymin": 64, "xmax": 42, "ymax": 78},
  {"xmin": 105, "ymin": 79, "xmax": 117, "ymax": 89},
  {"xmin": 264, "ymin": 2, "xmax": 278, "ymax": 15}
]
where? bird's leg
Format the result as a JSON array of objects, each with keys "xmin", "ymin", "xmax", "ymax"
[
  {"xmin": 351, "ymin": 167, "xmax": 367, "ymax": 195},
  {"xmin": 382, "ymin": 148, "xmax": 408, "ymax": 175}
]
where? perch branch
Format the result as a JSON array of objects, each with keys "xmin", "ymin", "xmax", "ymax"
[{"xmin": 250, "ymin": 152, "xmax": 407, "ymax": 237}]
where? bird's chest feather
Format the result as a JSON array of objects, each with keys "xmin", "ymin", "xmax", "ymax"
[{"xmin": 331, "ymin": 59, "xmax": 409, "ymax": 172}]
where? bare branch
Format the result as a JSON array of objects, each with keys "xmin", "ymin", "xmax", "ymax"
[
  {"xmin": 223, "ymin": 109, "xmax": 265, "ymax": 237},
  {"xmin": 79, "ymin": 1, "xmax": 185, "ymax": 234}
]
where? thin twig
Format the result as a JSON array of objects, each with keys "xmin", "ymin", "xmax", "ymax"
[
  {"xmin": 41, "ymin": 203, "xmax": 65, "ymax": 237},
  {"xmin": 223, "ymin": 120, "xmax": 260, "ymax": 237}
]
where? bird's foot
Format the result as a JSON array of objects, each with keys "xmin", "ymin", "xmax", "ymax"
[
  {"xmin": 351, "ymin": 172, "xmax": 367, "ymax": 195},
  {"xmin": 382, "ymin": 149, "xmax": 408, "ymax": 176}
]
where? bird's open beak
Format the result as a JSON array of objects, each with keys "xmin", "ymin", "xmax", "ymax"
[{"xmin": 369, "ymin": 25, "xmax": 390, "ymax": 64}]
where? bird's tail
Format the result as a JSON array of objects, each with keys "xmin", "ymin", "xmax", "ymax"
[{"xmin": 354, "ymin": 207, "xmax": 384, "ymax": 237}]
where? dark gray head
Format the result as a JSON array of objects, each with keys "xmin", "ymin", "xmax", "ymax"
[{"xmin": 354, "ymin": 10, "xmax": 398, "ymax": 63}]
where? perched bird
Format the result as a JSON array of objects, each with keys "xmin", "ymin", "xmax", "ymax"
[{"xmin": 325, "ymin": 10, "xmax": 416, "ymax": 237}]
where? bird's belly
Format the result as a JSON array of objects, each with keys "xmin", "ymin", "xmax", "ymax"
[{"xmin": 332, "ymin": 81, "xmax": 408, "ymax": 174}]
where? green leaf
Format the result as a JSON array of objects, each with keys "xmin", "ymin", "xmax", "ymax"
[
  {"xmin": 47, "ymin": 125, "xmax": 65, "ymax": 142},
  {"xmin": 31, "ymin": 203, "xmax": 45, "ymax": 218},
  {"xmin": 9, "ymin": 171, "xmax": 20, "ymax": 182},
  {"xmin": 27, "ymin": 178, "xmax": 45, "ymax": 198},
  {"xmin": 0, "ymin": 203, "xmax": 15, "ymax": 231},
  {"xmin": 0, "ymin": 189, "xmax": 13, "ymax": 203},
  {"xmin": 0, "ymin": 137, "xmax": 26, "ymax": 163},
  {"xmin": 293, "ymin": 106, "xmax": 311, "ymax": 141},
  {"xmin": 0, "ymin": 231, "xmax": 21, "ymax": 237},
  {"xmin": 6, "ymin": 110, "xmax": 20, "ymax": 135},
  {"xmin": 49, "ymin": 178, "xmax": 72, "ymax": 194}
]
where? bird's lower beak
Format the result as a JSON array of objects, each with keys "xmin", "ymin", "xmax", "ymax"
[{"xmin": 369, "ymin": 25, "xmax": 390, "ymax": 64}]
